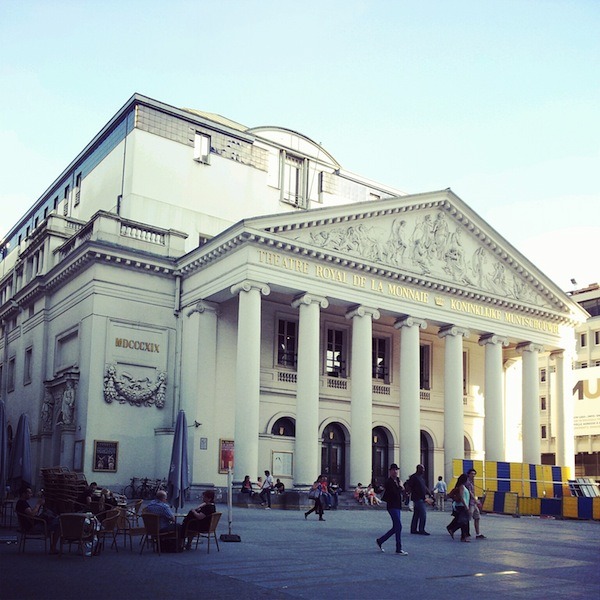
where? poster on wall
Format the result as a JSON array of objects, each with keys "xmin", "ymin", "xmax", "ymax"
[
  {"xmin": 219, "ymin": 439, "xmax": 234, "ymax": 473},
  {"xmin": 272, "ymin": 451, "xmax": 293, "ymax": 478},
  {"xmin": 93, "ymin": 440, "xmax": 119, "ymax": 472},
  {"xmin": 572, "ymin": 365, "xmax": 600, "ymax": 435}
]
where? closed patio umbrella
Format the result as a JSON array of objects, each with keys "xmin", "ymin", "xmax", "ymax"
[
  {"xmin": 0, "ymin": 401, "xmax": 7, "ymax": 501},
  {"xmin": 7, "ymin": 413, "xmax": 32, "ymax": 493},
  {"xmin": 166, "ymin": 410, "xmax": 189, "ymax": 510}
]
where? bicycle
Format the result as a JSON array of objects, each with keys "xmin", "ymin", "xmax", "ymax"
[
  {"xmin": 123, "ymin": 476, "xmax": 139, "ymax": 499},
  {"xmin": 135, "ymin": 477, "xmax": 167, "ymax": 499}
]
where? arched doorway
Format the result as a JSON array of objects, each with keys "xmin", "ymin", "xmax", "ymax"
[
  {"xmin": 372, "ymin": 427, "xmax": 390, "ymax": 489},
  {"xmin": 464, "ymin": 436, "xmax": 472, "ymax": 460},
  {"xmin": 420, "ymin": 431, "xmax": 434, "ymax": 489},
  {"xmin": 321, "ymin": 423, "xmax": 345, "ymax": 490}
]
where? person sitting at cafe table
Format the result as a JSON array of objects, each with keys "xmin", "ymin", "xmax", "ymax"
[
  {"xmin": 145, "ymin": 490, "xmax": 179, "ymax": 534},
  {"xmin": 77, "ymin": 482, "xmax": 97, "ymax": 510},
  {"xmin": 16, "ymin": 486, "xmax": 60, "ymax": 554},
  {"xmin": 181, "ymin": 490, "xmax": 216, "ymax": 550}
]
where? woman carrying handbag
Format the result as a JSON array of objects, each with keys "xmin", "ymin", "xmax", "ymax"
[
  {"xmin": 305, "ymin": 476, "xmax": 326, "ymax": 521},
  {"xmin": 446, "ymin": 473, "xmax": 471, "ymax": 542}
]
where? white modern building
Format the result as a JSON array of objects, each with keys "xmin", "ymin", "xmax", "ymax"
[
  {"xmin": 0, "ymin": 94, "xmax": 588, "ymax": 493},
  {"xmin": 539, "ymin": 283, "xmax": 600, "ymax": 480}
]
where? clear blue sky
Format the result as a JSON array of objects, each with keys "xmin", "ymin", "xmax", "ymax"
[{"xmin": 1, "ymin": 0, "xmax": 598, "ymax": 291}]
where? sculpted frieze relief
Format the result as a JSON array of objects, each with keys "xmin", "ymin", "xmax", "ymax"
[
  {"xmin": 103, "ymin": 363, "xmax": 167, "ymax": 408},
  {"xmin": 294, "ymin": 210, "xmax": 548, "ymax": 308}
]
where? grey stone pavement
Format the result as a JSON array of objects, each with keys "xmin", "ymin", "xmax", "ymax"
[{"xmin": 1, "ymin": 504, "xmax": 599, "ymax": 600}]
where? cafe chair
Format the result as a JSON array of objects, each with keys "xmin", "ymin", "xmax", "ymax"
[
  {"xmin": 186, "ymin": 512, "xmax": 221, "ymax": 554},
  {"xmin": 16, "ymin": 512, "xmax": 49, "ymax": 553},
  {"xmin": 58, "ymin": 513, "xmax": 96, "ymax": 558},
  {"xmin": 95, "ymin": 508, "xmax": 120, "ymax": 553},
  {"xmin": 117, "ymin": 507, "xmax": 146, "ymax": 550},
  {"xmin": 125, "ymin": 498, "xmax": 144, "ymax": 524},
  {"xmin": 139, "ymin": 512, "xmax": 177, "ymax": 556}
]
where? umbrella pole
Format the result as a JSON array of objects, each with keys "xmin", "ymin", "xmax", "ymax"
[{"xmin": 220, "ymin": 467, "xmax": 241, "ymax": 542}]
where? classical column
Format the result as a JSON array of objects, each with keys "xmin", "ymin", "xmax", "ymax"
[
  {"xmin": 292, "ymin": 293, "xmax": 329, "ymax": 488},
  {"xmin": 479, "ymin": 334, "xmax": 509, "ymax": 462},
  {"xmin": 185, "ymin": 300, "xmax": 219, "ymax": 484},
  {"xmin": 439, "ymin": 325, "xmax": 470, "ymax": 482},
  {"xmin": 231, "ymin": 280, "xmax": 270, "ymax": 484},
  {"xmin": 551, "ymin": 350, "xmax": 575, "ymax": 473},
  {"xmin": 394, "ymin": 316, "xmax": 427, "ymax": 480},
  {"xmin": 346, "ymin": 305, "xmax": 380, "ymax": 487},
  {"xmin": 517, "ymin": 342, "xmax": 543, "ymax": 464}
]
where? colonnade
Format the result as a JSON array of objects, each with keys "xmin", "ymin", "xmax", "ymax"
[{"xmin": 189, "ymin": 280, "xmax": 572, "ymax": 487}]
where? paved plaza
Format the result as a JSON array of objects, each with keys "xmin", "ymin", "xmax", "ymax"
[{"xmin": 1, "ymin": 505, "xmax": 599, "ymax": 600}]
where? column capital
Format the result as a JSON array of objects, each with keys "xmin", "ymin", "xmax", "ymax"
[
  {"xmin": 291, "ymin": 293, "xmax": 329, "ymax": 310},
  {"xmin": 438, "ymin": 325, "xmax": 470, "ymax": 339},
  {"xmin": 230, "ymin": 280, "xmax": 271, "ymax": 297},
  {"xmin": 478, "ymin": 333, "xmax": 509, "ymax": 347},
  {"xmin": 345, "ymin": 305, "xmax": 380, "ymax": 320},
  {"xmin": 186, "ymin": 299, "xmax": 220, "ymax": 317},
  {"xmin": 516, "ymin": 341, "xmax": 544, "ymax": 355},
  {"xmin": 394, "ymin": 316, "xmax": 427, "ymax": 330}
]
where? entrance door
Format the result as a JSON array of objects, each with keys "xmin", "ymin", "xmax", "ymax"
[
  {"xmin": 321, "ymin": 423, "xmax": 345, "ymax": 490},
  {"xmin": 372, "ymin": 427, "xmax": 389, "ymax": 489}
]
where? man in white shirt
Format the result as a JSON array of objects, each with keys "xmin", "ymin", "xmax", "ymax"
[
  {"xmin": 259, "ymin": 470, "xmax": 274, "ymax": 509},
  {"xmin": 433, "ymin": 476, "xmax": 447, "ymax": 511}
]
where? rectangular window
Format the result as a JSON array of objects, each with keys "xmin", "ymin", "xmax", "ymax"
[
  {"xmin": 7, "ymin": 356, "xmax": 15, "ymax": 392},
  {"xmin": 74, "ymin": 173, "xmax": 81, "ymax": 206},
  {"xmin": 462, "ymin": 351, "xmax": 468, "ymax": 395},
  {"xmin": 372, "ymin": 337, "xmax": 390, "ymax": 383},
  {"xmin": 326, "ymin": 328, "xmax": 346, "ymax": 378},
  {"xmin": 580, "ymin": 333, "xmax": 587, "ymax": 348},
  {"xmin": 277, "ymin": 319, "xmax": 298, "ymax": 369},
  {"xmin": 541, "ymin": 425, "xmax": 547, "ymax": 439},
  {"xmin": 540, "ymin": 368, "xmax": 547, "ymax": 383},
  {"xmin": 595, "ymin": 331, "xmax": 600, "ymax": 345},
  {"xmin": 420, "ymin": 344, "xmax": 431, "ymax": 390},
  {"xmin": 194, "ymin": 132, "xmax": 211, "ymax": 164},
  {"xmin": 24, "ymin": 347, "xmax": 32, "ymax": 385},
  {"xmin": 63, "ymin": 184, "xmax": 70, "ymax": 215},
  {"xmin": 282, "ymin": 153, "xmax": 306, "ymax": 207},
  {"xmin": 540, "ymin": 396, "xmax": 547, "ymax": 410},
  {"xmin": 580, "ymin": 362, "xmax": 588, "ymax": 368}
]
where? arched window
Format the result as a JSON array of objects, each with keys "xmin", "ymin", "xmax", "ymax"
[{"xmin": 271, "ymin": 417, "xmax": 296, "ymax": 437}]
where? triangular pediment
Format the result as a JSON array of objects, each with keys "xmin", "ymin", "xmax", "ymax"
[{"xmin": 241, "ymin": 190, "xmax": 580, "ymax": 319}]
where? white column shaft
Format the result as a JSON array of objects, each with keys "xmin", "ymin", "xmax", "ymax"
[
  {"xmin": 521, "ymin": 346, "xmax": 541, "ymax": 464},
  {"xmin": 348, "ymin": 307, "xmax": 378, "ymax": 487},
  {"xmin": 294, "ymin": 298, "xmax": 324, "ymax": 487},
  {"xmin": 441, "ymin": 328, "xmax": 467, "ymax": 482},
  {"xmin": 481, "ymin": 336, "xmax": 506, "ymax": 462},
  {"xmin": 553, "ymin": 351, "xmax": 575, "ymax": 473},
  {"xmin": 397, "ymin": 318, "xmax": 426, "ymax": 480},
  {"xmin": 232, "ymin": 283, "xmax": 268, "ymax": 482},
  {"xmin": 195, "ymin": 302, "xmax": 219, "ymax": 483}
]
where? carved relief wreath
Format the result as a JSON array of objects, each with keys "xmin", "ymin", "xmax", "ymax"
[{"xmin": 103, "ymin": 363, "xmax": 167, "ymax": 408}]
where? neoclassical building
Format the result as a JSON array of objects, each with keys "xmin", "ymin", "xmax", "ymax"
[{"xmin": 0, "ymin": 94, "xmax": 587, "ymax": 492}]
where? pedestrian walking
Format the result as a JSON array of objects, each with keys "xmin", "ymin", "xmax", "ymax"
[
  {"xmin": 305, "ymin": 476, "xmax": 326, "ymax": 521},
  {"xmin": 466, "ymin": 468, "xmax": 486, "ymax": 538},
  {"xmin": 405, "ymin": 464, "xmax": 433, "ymax": 535},
  {"xmin": 446, "ymin": 473, "xmax": 471, "ymax": 542},
  {"xmin": 376, "ymin": 463, "xmax": 408, "ymax": 555}
]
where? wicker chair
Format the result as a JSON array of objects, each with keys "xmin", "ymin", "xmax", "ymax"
[
  {"xmin": 58, "ymin": 513, "xmax": 96, "ymax": 557},
  {"xmin": 116, "ymin": 506, "xmax": 146, "ymax": 550},
  {"xmin": 139, "ymin": 512, "xmax": 178, "ymax": 555},
  {"xmin": 95, "ymin": 508, "xmax": 120, "ymax": 553},
  {"xmin": 16, "ymin": 512, "xmax": 49, "ymax": 553},
  {"xmin": 184, "ymin": 512, "xmax": 222, "ymax": 553}
]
